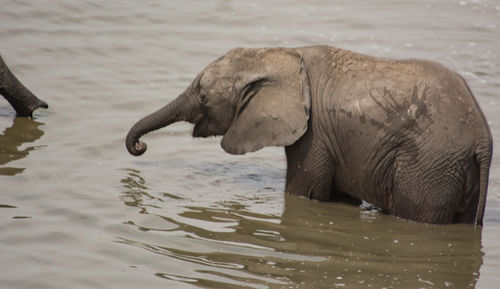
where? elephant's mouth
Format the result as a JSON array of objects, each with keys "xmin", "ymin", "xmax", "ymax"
[{"xmin": 193, "ymin": 118, "xmax": 227, "ymax": 138}]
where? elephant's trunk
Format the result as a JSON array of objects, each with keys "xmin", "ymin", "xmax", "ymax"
[
  {"xmin": 126, "ymin": 93, "xmax": 193, "ymax": 156},
  {"xmin": 0, "ymin": 55, "xmax": 48, "ymax": 117}
]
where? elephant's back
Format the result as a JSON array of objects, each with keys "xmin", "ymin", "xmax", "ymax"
[
  {"xmin": 331, "ymin": 55, "xmax": 487, "ymax": 142},
  {"xmin": 395, "ymin": 58, "xmax": 490, "ymax": 142},
  {"xmin": 326, "ymin": 55, "xmax": 487, "ymax": 197}
]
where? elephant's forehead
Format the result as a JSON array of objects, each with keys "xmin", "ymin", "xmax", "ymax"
[
  {"xmin": 200, "ymin": 66, "xmax": 233, "ymax": 90},
  {"xmin": 207, "ymin": 55, "xmax": 237, "ymax": 73},
  {"xmin": 202, "ymin": 58, "xmax": 236, "ymax": 81}
]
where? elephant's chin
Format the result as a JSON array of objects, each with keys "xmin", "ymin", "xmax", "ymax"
[
  {"xmin": 193, "ymin": 119, "xmax": 226, "ymax": 138},
  {"xmin": 193, "ymin": 121, "xmax": 212, "ymax": 137}
]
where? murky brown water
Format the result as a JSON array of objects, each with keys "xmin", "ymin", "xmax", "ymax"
[{"xmin": 1, "ymin": 1, "xmax": 499, "ymax": 288}]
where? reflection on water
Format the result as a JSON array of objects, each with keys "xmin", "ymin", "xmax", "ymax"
[
  {"xmin": 0, "ymin": 117, "xmax": 45, "ymax": 176},
  {"xmin": 120, "ymin": 169, "xmax": 483, "ymax": 289}
]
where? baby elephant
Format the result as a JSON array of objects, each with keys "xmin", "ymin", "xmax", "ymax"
[
  {"xmin": 126, "ymin": 46, "xmax": 492, "ymax": 225},
  {"xmin": 0, "ymin": 55, "xmax": 48, "ymax": 117}
]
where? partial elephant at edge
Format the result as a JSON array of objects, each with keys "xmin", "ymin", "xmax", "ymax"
[{"xmin": 0, "ymin": 54, "xmax": 48, "ymax": 117}]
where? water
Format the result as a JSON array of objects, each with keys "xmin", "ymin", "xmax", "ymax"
[{"xmin": 0, "ymin": 1, "xmax": 499, "ymax": 288}]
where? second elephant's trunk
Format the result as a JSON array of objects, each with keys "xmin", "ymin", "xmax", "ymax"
[
  {"xmin": 0, "ymin": 55, "xmax": 48, "ymax": 117},
  {"xmin": 125, "ymin": 93, "xmax": 193, "ymax": 156}
]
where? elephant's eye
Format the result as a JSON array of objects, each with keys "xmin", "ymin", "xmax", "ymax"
[{"xmin": 199, "ymin": 93, "xmax": 208, "ymax": 105}]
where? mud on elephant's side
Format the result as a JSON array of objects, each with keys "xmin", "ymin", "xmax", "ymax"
[
  {"xmin": 0, "ymin": 55, "xmax": 48, "ymax": 117},
  {"xmin": 126, "ymin": 46, "xmax": 492, "ymax": 225}
]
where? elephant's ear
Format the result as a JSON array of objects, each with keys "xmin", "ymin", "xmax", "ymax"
[{"xmin": 221, "ymin": 48, "xmax": 311, "ymax": 155}]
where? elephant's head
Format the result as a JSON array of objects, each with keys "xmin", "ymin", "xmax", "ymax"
[
  {"xmin": 0, "ymin": 55, "xmax": 48, "ymax": 117},
  {"xmin": 126, "ymin": 48, "xmax": 311, "ymax": 156}
]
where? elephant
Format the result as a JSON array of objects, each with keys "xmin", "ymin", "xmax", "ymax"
[
  {"xmin": 126, "ymin": 46, "xmax": 492, "ymax": 225},
  {"xmin": 0, "ymin": 54, "xmax": 48, "ymax": 117}
]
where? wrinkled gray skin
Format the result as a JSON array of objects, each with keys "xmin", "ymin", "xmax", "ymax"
[
  {"xmin": 126, "ymin": 46, "xmax": 492, "ymax": 225},
  {"xmin": 0, "ymin": 55, "xmax": 48, "ymax": 117}
]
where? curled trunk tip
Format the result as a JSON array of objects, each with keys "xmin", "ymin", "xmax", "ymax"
[
  {"xmin": 125, "ymin": 131, "xmax": 148, "ymax": 156},
  {"xmin": 20, "ymin": 98, "xmax": 49, "ymax": 117},
  {"xmin": 125, "ymin": 92, "xmax": 191, "ymax": 157}
]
